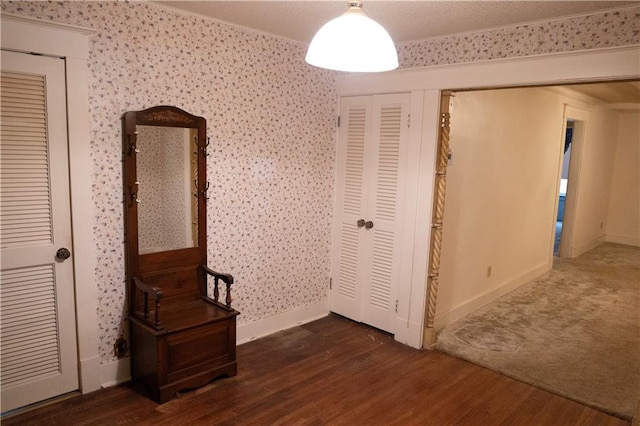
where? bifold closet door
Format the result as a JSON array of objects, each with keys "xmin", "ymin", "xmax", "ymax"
[{"xmin": 331, "ymin": 93, "xmax": 411, "ymax": 334}]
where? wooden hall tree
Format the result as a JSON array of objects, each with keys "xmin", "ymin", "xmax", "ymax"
[{"xmin": 122, "ymin": 106, "xmax": 239, "ymax": 403}]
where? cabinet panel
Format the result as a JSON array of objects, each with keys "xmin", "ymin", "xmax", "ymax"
[{"xmin": 166, "ymin": 321, "xmax": 233, "ymax": 382}]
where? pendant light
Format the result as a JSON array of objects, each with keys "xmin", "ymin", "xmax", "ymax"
[{"xmin": 305, "ymin": 1, "xmax": 399, "ymax": 73}]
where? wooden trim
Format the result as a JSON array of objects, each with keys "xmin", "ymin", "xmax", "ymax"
[
  {"xmin": 337, "ymin": 45, "xmax": 640, "ymax": 95},
  {"xmin": 423, "ymin": 90, "xmax": 452, "ymax": 347},
  {"xmin": 336, "ymin": 45, "xmax": 639, "ymax": 350}
]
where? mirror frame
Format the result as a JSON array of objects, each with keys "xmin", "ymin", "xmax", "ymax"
[{"xmin": 122, "ymin": 106, "xmax": 207, "ymax": 280}]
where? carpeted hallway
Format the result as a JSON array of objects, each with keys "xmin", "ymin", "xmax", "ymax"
[{"xmin": 435, "ymin": 243, "xmax": 640, "ymax": 420}]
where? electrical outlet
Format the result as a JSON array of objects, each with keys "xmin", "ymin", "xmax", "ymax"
[
  {"xmin": 114, "ymin": 337, "xmax": 128, "ymax": 358},
  {"xmin": 487, "ymin": 265, "xmax": 492, "ymax": 278}
]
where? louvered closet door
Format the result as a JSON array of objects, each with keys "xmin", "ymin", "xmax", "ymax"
[
  {"xmin": 331, "ymin": 94, "xmax": 411, "ymax": 334},
  {"xmin": 0, "ymin": 50, "xmax": 78, "ymax": 412},
  {"xmin": 360, "ymin": 94, "xmax": 411, "ymax": 332},
  {"xmin": 331, "ymin": 97, "xmax": 371, "ymax": 321}
]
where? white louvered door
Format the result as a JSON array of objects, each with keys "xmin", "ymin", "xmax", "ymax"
[
  {"xmin": 331, "ymin": 97, "xmax": 371, "ymax": 321},
  {"xmin": 331, "ymin": 94, "xmax": 411, "ymax": 334},
  {"xmin": 0, "ymin": 50, "xmax": 78, "ymax": 412}
]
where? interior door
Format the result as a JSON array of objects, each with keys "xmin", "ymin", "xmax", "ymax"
[
  {"xmin": 0, "ymin": 50, "xmax": 79, "ymax": 412},
  {"xmin": 361, "ymin": 94, "xmax": 411, "ymax": 332},
  {"xmin": 331, "ymin": 93, "xmax": 411, "ymax": 334},
  {"xmin": 331, "ymin": 97, "xmax": 372, "ymax": 322}
]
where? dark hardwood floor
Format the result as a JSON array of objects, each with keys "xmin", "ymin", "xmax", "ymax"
[{"xmin": 3, "ymin": 314, "xmax": 629, "ymax": 425}]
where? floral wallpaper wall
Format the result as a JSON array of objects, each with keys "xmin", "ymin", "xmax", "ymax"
[
  {"xmin": 1, "ymin": 1, "xmax": 337, "ymax": 364},
  {"xmin": 397, "ymin": 6, "xmax": 639, "ymax": 67},
  {"xmin": 1, "ymin": 1, "xmax": 637, "ymax": 366}
]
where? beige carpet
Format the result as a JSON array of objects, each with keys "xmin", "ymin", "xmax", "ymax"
[{"xmin": 435, "ymin": 243, "xmax": 640, "ymax": 420}]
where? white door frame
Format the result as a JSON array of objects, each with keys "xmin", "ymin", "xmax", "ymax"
[
  {"xmin": 558, "ymin": 106, "xmax": 590, "ymax": 258},
  {"xmin": 1, "ymin": 13, "xmax": 101, "ymax": 394},
  {"xmin": 336, "ymin": 45, "xmax": 640, "ymax": 349}
]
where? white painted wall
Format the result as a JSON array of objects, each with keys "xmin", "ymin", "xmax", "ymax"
[
  {"xmin": 606, "ymin": 111, "xmax": 640, "ymax": 246},
  {"xmin": 433, "ymin": 88, "xmax": 634, "ymax": 327},
  {"xmin": 435, "ymin": 88, "xmax": 565, "ymax": 327},
  {"xmin": 571, "ymin": 108, "xmax": 620, "ymax": 255}
]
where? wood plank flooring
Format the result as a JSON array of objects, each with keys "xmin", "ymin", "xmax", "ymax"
[{"xmin": 3, "ymin": 314, "xmax": 630, "ymax": 425}]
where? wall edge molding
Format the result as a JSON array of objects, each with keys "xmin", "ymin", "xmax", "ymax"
[
  {"xmin": 398, "ymin": 4, "xmax": 640, "ymax": 45},
  {"xmin": 338, "ymin": 45, "xmax": 640, "ymax": 96},
  {"xmin": 100, "ymin": 358, "xmax": 131, "ymax": 388},
  {"xmin": 1, "ymin": 12, "xmax": 95, "ymax": 34},
  {"xmin": 237, "ymin": 300, "xmax": 330, "ymax": 345},
  {"xmin": 433, "ymin": 262, "xmax": 552, "ymax": 330},
  {"xmin": 571, "ymin": 235, "xmax": 606, "ymax": 258},
  {"xmin": 605, "ymin": 234, "xmax": 640, "ymax": 247},
  {"xmin": 144, "ymin": 1, "xmax": 306, "ymax": 47}
]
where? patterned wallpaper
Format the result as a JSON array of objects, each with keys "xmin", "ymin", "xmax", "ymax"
[
  {"xmin": 1, "ymin": 1, "xmax": 337, "ymax": 364},
  {"xmin": 1, "ymin": 1, "xmax": 637, "ymax": 365},
  {"xmin": 397, "ymin": 6, "xmax": 640, "ymax": 67}
]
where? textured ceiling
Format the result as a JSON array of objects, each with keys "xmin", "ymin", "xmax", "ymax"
[
  {"xmin": 154, "ymin": 1, "xmax": 637, "ymax": 43},
  {"xmin": 152, "ymin": 1, "xmax": 640, "ymax": 104}
]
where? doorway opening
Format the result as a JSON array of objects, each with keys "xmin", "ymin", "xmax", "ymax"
[{"xmin": 554, "ymin": 120, "xmax": 573, "ymax": 255}]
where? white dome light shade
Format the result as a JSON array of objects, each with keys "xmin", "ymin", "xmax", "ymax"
[{"xmin": 305, "ymin": 2, "xmax": 399, "ymax": 73}]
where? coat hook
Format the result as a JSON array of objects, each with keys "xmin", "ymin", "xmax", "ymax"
[
  {"xmin": 130, "ymin": 188, "xmax": 140, "ymax": 204},
  {"xmin": 202, "ymin": 137, "xmax": 211, "ymax": 156},
  {"xmin": 202, "ymin": 181, "xmax": 210, "ymax": 201},
  {"xmin": 128, "ymin": 133, "xmax": 140, "ymax": 156}
]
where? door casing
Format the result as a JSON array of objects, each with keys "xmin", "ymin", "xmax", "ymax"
[
  {"xmin": 336, "ymin": 46, "xmax": 640, "ymax": 348},
  {"xmin": 1, "ymin": 50, "xmax": 79, "ymax": 412},
  {"xmin": 1, "ymin": 13, "xmax": 100, "ymax": 394}
]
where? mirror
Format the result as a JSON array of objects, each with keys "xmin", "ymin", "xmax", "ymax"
[
  {"xmin": 122, "ymin": 106, "xmax": 206, "ymax": 257},
  {"xmin": 136, "ymin": 125, "xmax": 198, "ymax": 254}
]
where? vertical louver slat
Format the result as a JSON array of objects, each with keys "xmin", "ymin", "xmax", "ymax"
[
  {"xmin": 338, "ymin": 223, "xmax": 359, "ymax": 299},
  {"xmin": 375, "ymin": 106, "xmax": 402, "ymax": 222},
  {"xmin": 343, "ymin": 106, "xmax": 367, "ymax": 216},
  {"xmin": 0, "ymin": 71, "xmax": 52, "ymax": 249},
  {"xmin": 0, "ymin": 265, "xmax": 61, "ymax": 386},
  {"xmin": 370, "ymin": 229, "xmax": 394, "ymax": 310}
]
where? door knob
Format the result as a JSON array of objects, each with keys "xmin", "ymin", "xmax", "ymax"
[
  {"xmin": 365, "ymin": 221, "xmax": 374, "ymax": 229},
  {"xmin": 56, "ymin": 247, "xmax": 71, "ymax": 261},
  {"xmin": 357, "ymin": 219, "xmax": 366, "ymax": 228}
]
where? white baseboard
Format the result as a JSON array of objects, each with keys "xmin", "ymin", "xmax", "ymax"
[
  {"xmin": 237, "ymin": 300, "xmax": 330, "ymax": 345},
  {"xmin": 100, "ymin": 357, "xmax": 131, "ymax": 388},
  {"xmin": 605, "ymin": 233, "xmax": 640, "ymax": 247},
  {"xmin": 571, "ymin": 235, "xmax": 605, "ymax": 258},
  {"xmin": 79, "ymin": 354, "xmax": 101, "ymax": 393},
  {"xmin": 433, "ymin": 261, "xmax": 552, "ymax": 330}
]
